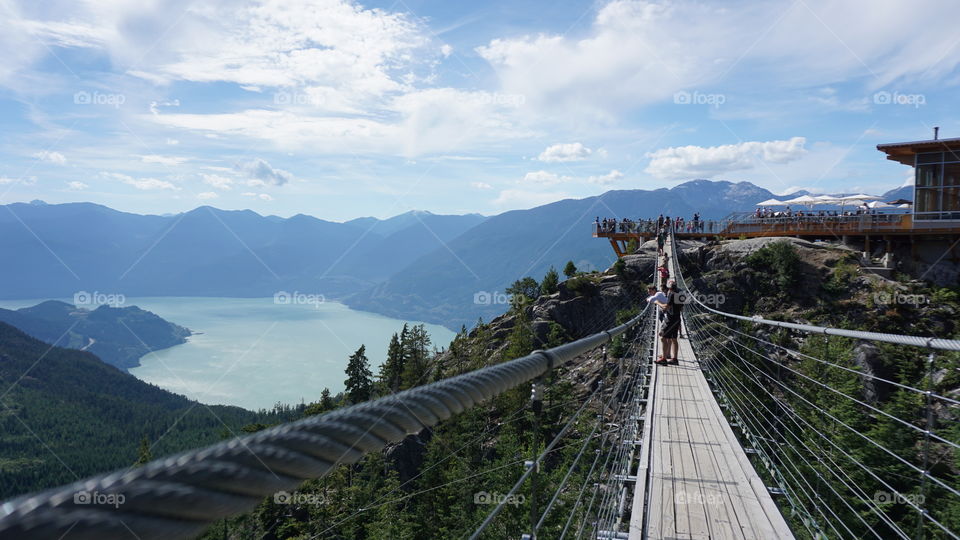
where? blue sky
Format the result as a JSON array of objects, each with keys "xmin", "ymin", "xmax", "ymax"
[{"xmin": 0, "ymin": 0, "xmax": 957, "ymax": 220}]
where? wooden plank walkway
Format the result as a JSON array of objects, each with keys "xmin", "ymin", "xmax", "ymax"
[{"xmin": 628, "ymin": 242, "xmax": 793, "ymax": 539}]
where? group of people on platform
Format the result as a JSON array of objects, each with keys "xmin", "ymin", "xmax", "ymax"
[{"xmin": 595, "ymin": 213, "xmax": 714, "ymax": 236}]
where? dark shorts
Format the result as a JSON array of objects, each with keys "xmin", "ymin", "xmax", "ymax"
[{"xmin": 661, "ymin": 314, "xmax": 681, "ymax": 339}]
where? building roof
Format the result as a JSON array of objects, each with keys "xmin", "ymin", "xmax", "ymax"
[{"xmin": 877, "ymin": 137, "xmax": 960, "ymax": 165}]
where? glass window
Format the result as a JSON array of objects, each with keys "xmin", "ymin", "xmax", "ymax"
[
  {"xmin": 943, "ymin": 162, "xmax": 960, "ymax": 187},
  {"xmin": 916, "ymin": 163, "xmax": 942, "ymax": 187},
  {"xmin": 917, "ymin": 152, "xmax": 944, "ymax": 164},
  {"xmin": 943, "ymin": 148, "xmax": 960, "ymax": 162},
  {"xmin": 915, "ymin": 187, "xmax": 941, "ymax": 218},
  {"xmin": 943, "ymin": 187, "xmax": 960, "ymax": 212}
]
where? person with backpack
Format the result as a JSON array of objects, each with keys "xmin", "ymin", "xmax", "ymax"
[{"xmin": 655, "ymin": 281, "xmax": 682, "ymax": 365}]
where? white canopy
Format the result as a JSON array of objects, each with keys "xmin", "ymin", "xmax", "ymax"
[
  {"xmin": 782, "ymin": 195, "xmax": 820, "ymax": 206},
  {"xmin": 756, "ymin": 198, "xmax": 787, "ymax": 206},
  {"xmin": 813, "ymin": 195, "xmax": 844, "ymax": 204},
  {"xmin": 867, "ymin": 200, "xmax": 894, "ymax": 209}
]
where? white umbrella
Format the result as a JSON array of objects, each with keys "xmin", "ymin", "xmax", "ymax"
[
  {"xmin": 782, "ymin": 195, "xmax": 821, "ymax": 208},
  {"xmin": 756, "ymin": 198, "xmax": 787, "ymax": 206},
  {"xmin": 867, "ymin": 201, "xmax": 893, "ymax": 209},
  {"xmin": 813, "ymin": 195, "xmax": 843, "ymax": 204}
]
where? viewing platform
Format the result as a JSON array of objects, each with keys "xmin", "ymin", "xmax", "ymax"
[{"xmin": 593, "ymin": 213, "xmax": 960, "ymax": 258}]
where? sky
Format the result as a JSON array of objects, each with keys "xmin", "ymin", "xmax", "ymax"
[{"xmin": 0, "ymin": 0, "xmax": 958, "ymax": 220}]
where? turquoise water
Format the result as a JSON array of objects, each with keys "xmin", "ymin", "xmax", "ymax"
[{"xmin": 0, "ymin": 297, "xmax": 455, "ymax": 411}]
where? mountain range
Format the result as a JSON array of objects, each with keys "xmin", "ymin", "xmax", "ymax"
[{"xmin": 1, "ymin": 181, "xmax": 911, "ymax": 329}]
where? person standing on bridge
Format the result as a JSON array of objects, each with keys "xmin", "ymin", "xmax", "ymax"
[{"xmin": 655, "ymin": 281, "xmax": 682, "ymax": 365}]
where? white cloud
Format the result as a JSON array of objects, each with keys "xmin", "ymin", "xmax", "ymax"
[
  {"xmin": 241, "ymin": 191, "xmax": 272, "ymax": 201},
  {"xmin": 236, "ymin": 158, "xmax": 292, "ymax": 186},
  {"xmin": 470, "ymin": 181, "xmax": 493, "ymax": 190},
  {"xmin": 537, "ymin": 142, "xmax": 592, "ymax": 162},
  {"xmin": 440, "ymin": 44, "xmax": 453, "ymax": 58},
  {"xmin": 521, "ymin": 170, "xmax": 572, "ymax": 185},
  {"xmin": 258, "ymin": 193, "xmax": 273, "ymax": 201},
  {"xmin": 197, "ymin": 191, "xmax": 219, "ymax": 200},
  {"xmin": 33, "ymin": 150, "xmax": 66, "ymax": 164},
  {"xmin": 141, "ymin": 154, "xmax": 188, "ymax": 166},
  {"xmin": 587, "ymin": 169, "xmax": 624, "ymax": 185},
  {"xmin": 645, "ymin": 137, "xmax": 807, "ymax": 181},
  {"xmin": 202, "ymin": 173, "xmax": 234, "ymax": 191},
  {"xmin": 104, "ymin": 172, "xmax": 179, "ymax": 191},
  {"xmin": 166, "ymin": 138, "xmax": 180, "ymax": 145},
  {"xmin": 67, "ymin": 181, "xmax": 89, "ymax": 190}
]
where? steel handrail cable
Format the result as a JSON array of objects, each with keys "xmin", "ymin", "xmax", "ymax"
[
  {"xmin": 0, "ymin": 304, "xmax": 650, "ymax": 540},
  {"xmin": 688, "ymin": 313, "xmax": 902, "ymax": 539},
  {"xmin": 668, "ymin": 232, "xmax": 960, "ymax": 351},
  {"xmin": 685, "ymin": 300, "xmax": 959, "ymax": 539}
]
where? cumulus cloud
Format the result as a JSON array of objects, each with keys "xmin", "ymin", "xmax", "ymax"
[
  {"xmin": 521, "ymin": 170, "xmax": 573, "ymax": 185},
  {"xmin": 104, "ymin": 172, "xmax": 179, "ymax": 191},
  {"xmin": 197, "ymin": 191, "xmax": 219, "ymax": 199},
  {"xmin": 33, "ymin": 150, "xmax": 66, "ymax": 164},
  {"xmin": 645, "ymin": 137, "xmax": 807, "ymax": 181},
  {"xmin": 141, "ymin": 154, "xmax": 188, "ymax": 166},
  {"xmin": 470, "ymin": 181, "xmax": 493, "ymax": 190},
  {"xmin": 67, "ymin": 181, "xmax": 88, "ymax": 190},
  {"xmin": 537, "ymin": 142, "xmax": 592, "ymax": 162},
  {"xmin": 202, "ymin": 173, "xmax": 234, "ymax": 191},
  {"xmin": 235, "ymin": 158, "xmax": 292, "ymax": 187},
  {"xmin": 241, "ymin": 191, "xmax": 273, "ymax": 201},
  {"xmin": 440, "ymin": 44, "xmax": 453, "ymax": 58},
  {"xmin": 587, "ymin": 169, "xmax": 624, "ymax": 185}
]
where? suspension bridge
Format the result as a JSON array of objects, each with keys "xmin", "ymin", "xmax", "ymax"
[{"xmin": 1, "ymin": 232, "xmax": 958, "ymax": 539}]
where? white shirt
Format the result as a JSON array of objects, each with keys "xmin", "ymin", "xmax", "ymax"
[{"xmin": 646, "ymin": 291, "xmax": 668, "ymax": 304}]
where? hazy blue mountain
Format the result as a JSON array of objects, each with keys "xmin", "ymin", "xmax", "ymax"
[
  {"xmin": 881, "ymin": 185, "xmax": 913, "ymax": 201},
  {"xmin": 343, "ymin": 180, "xmax": 811, "ymax": 329},
  {"xmin": 0, "ymin": 203, "xmax": 486, "ymax": 300},
  {"xmin": 0, "ymin": 300, "xmax": 191, "ymax": 369}
]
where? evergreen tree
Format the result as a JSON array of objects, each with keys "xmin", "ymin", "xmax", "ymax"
[
  {"xmin": 319, "ymin": 387, "xmax": 334, "ymax": 410},
  {"xmin": 378, "ymin": 332, "xmax": 405, "ymax": 393},
  {"xmin": 344, "ymin": 345, "xmax": 373, "ymax": 404},
  {"xmin": 135, "ymin": 435, "xmax": 152, "ymax": 466},
  {"xmin": 563, "ymin": 260, "xmax": 577, "ymax": 278},
  {"xmin": 541, "ymin": 266, "xmax": 559, "ymax": 295},
  {"xmin": 400, "ymin": 325, "xmax": 433, "ymax": 389},
  {"xmin": 506, "ymin": 277, "xmax": 540, "ymax": 308}
]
